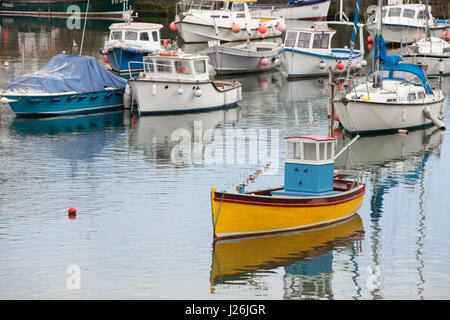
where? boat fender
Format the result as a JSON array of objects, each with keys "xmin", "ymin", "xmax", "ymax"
[
  {"xmin": 260, "ymin": 58, "xmax": 269, "ymax": 66},
  {"xmin": 318, "ymin": 60, "xmax": 326, "ymax": 69},
  {"xmin": 177, "ymin": 87, "xmax": 184, "ymax": 95},
  {"xmin": 439, "ymin": 58, "xmax": 444, "ymax": 74},
  {"xmin": 194, "ymin": 87, "xmax": 202, "ymax": 97},
  {"xmin": 424, "ymin": 106, "xmax": 446, "ymax": 130},
  {"xmin": 273, "ymin": 57, "xmax": 281, "ymax": 66},
  {"xmin": 360, "ymin": 59, "xmax": 367, "ymax": 67},
  {"xmin": 124, "ymin": 84, "xmax": 131, "ymax": 109},
  {"xmin": 232, "ymin": 24, "xmax": 241, "ymax": 33},
  {"xmin": 152, "ymin": 84, "xmax": 157, "ymax": 96},
  {"xmin": 0, "ymin": 97, "xmax": 18, "ymax": 103}
]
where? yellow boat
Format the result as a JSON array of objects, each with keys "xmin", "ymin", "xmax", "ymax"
[
  {"xmin": 210, "ymin": 214, "xmax": 364, "ymax": 292},
  {"xmin": 210, "ymin": 135, "xmax": 365, "ymax": 240}
]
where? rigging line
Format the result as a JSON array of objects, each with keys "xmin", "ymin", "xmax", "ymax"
[{"xmin": 79, "ymin": 0, "xmax": 90, "ymax": 56}]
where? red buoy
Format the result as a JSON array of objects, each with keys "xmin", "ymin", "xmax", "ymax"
[
  {"xmin": 103, "ymin": 55, "xmax": 109, "ymax": 64},
  {"xmin": 170, "ymin": 21, "xmax": 178, "ymax": 31},
  {"xmin": 368, "ymin": 35, "xmax": 373, "ymax": 43},
  {"xmin": 368, "ymin": 42, "xmax": 374, "ymax": 50},
  {"xmin": 68, "ymin": 207, "xmax": 77, "ymax": 215},
  {"xmin": 260, "ymin": 57, "xmax": 269, "ymax": 66},
  {"xmin": 232, "ymin": 24, "xmax": 241, "ymax": 33},
  {"xmin": 336, "ymin": 61, "xmax": 344, "ymax": 70},
  {"xmin": 258, "ymin": 24, "xmax": 268, "ymax": 34}
]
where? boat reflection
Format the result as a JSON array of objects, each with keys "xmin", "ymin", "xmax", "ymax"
[
  {"xmin": 211, "ymin": 214, "xmax": 364, "ymax": 299},
  {"xmin": 127, "ymin": 106, "xmax": 242, "ymax": 164},
  {"xmin": 10, "ymin": 111, "xmax": 125, "ymax": 161}
]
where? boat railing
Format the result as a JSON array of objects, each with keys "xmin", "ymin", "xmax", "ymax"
[
  {"xmin": 333, "ymin": 169, "xmax": 363, "ymax": 185},
  {"xmin": 427, "ymin": 75, "xmax": 443, "ymax": 91},
  {"xmin": 177, "ymin": 0, "xmax": 225, "ymax": 16}
]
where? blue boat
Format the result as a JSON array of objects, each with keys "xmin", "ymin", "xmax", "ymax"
[
  {"xmin": 0, "ymin": 54, "xmax": 127, "ymax": 117},
  {"xmin": 100, "ymin": 22, "xmax": 164, "ymax": 79}
]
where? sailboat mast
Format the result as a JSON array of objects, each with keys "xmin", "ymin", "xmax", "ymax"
[{"xmin": 425, "ymin": 0, "xmax": 430, "ymax": 40}]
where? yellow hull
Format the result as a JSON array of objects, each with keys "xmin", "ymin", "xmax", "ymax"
[
  {"xmin": 210, "ymin": 214, "xmax": 364, "ymax": 288},
  {"xmin": 211, "ymin": 185, "xmax": 365, "ymax": 239}
]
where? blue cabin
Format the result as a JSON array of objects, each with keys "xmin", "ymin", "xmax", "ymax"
[
  {"xmin": 272, "ymin": 135, "xmax": 337, "ymax": 196},
  {"xmin": 101, "ymin": 22, "xmax": 164, "ymax": 79}
]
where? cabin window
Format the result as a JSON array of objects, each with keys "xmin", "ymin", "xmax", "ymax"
[
  {"xmin": 175, "ymin": 60, "xmax": 192, "ymax": 75},
  {"xmin": 403, "ymin": 9, "xmax": 415, "ymax": 18},
  {"xmin": 312, "ymin": 33, "xmax": 330, "ymax": 49},
  {"xmin": 388, "ymin": 8, "xmax": 402, "ymax": 17},
  {"xmin": 194, "ymin": 60, "xmax": 206, "ymax": 74},
  {"xmin": 326, "ymin": 142, "xmax": 333, "ymax": 160},
  {"xmin": 284, "ymin": 31, "xmax": 297, "ymax": 47},
  {"xmin": 152, "ymin": 31, "xmax": 158, "ymax": 42},
  {"xmin": 417, "ymin": 10, "xmax": 429, "ymax": 20},
  {"xmin": 111, "ymin": 31, "xmax": 122, "ymax": 40},
  {"xmin": 140, "ymin": 32, "xmax": 149, "ymax": 41},
  {"xmin": 418, "ymin": 91, "xmax": 425, "ymax": 99},
  {"xmin": 319, "ymin": 143, "xmax": 325, "ymax": 161},
  {"xmin": 231, "ymin": 2, "xmax": 245, "ymax": 12},
  {"xmin": 144, "ymin": 59, "xmax": 155, "ymax": 73},
  {"xmin": 287, "ymin": 142, "xmax": 301, "ymax": 160},
  {"xmin": 297, "ymin": 32, "xmax": 311, "ymax": 48},
  {"xmin": 155, "ymin": 60, "xmax": 172, "ymax": 73},
  {"xmin": 303, "ymin": 143, "xmax": 317, "ymax": 161},
  {"xmin": 125, "ymin": 31, "xmax": 138, "ymax": 41},
  {"xmin": 407, "ymin": 92, "xmax": 417, "ymax": 101},
  {"xmin": 381, "ymin": 8, "xmax": 387, "ymax": 17}
]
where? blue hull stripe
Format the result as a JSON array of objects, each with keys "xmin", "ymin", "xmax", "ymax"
[{"xmin": 284, "ymin": 48, "xmax": 362, "ymax": 60}]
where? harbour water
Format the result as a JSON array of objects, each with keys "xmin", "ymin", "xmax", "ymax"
[{"xmin": 1, "ymin": 15, "xmax": 450, "ymax": 300}]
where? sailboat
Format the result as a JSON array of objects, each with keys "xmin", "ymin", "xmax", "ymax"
[{"xmin": 333, "ymin": 0, "xmax": 446, "ymax": 134}]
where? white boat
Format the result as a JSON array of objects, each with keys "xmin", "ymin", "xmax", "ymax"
[
  {"xmin": 402, "ymin": 37, "xmax": 450, "ymax": 76},
  {"xmin": 282, "ymin": 27, "xmax": 366, "ymax": 78},
  {"xmin": 334, "ymin": 0, "xmax": 446, "ymax": 134},
  {"xmin": 127, "ymin": 52, "xmax": 242, "ymax": 116},
  {"xmin": 205, "ymin": 40, "xmax": 284, "ymax": 74},
  {"xmin": 173, "ymin": 0, "xmax": 286, "ymax": 43},
  {"xmin": 365, "ymin": 0, "xmax": 450, "ymax": 45},
  {"xmin": 248, "ymin": 0, "xmax": 331, "ymax": 21},
  {"xmin": 100, "ymin": 22, "xmax": 164, "ymax": 78}
]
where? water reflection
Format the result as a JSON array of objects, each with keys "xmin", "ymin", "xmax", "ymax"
[
  {"xmin": 211, "ymin": 215, "xmax": 364, "ymax": 299},
  {"xmin": 127, "ymin": 107, "xmax": 242, "ymax": 164},
  {"xmin": 10, "ymin": 111, "xmax": 125, "ymax": 161}
]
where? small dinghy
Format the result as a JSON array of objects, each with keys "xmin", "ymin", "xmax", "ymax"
[
  {"xmin": 210, "ymin": 135, "xmax": 365, "ymax": 240},
  {"xmin": 0, "ymin": 54, "xmax": 127, "ymax": 117},
  {"xmin": 206, "ymin": 40, "xmax": 284, "ymax": 75}
]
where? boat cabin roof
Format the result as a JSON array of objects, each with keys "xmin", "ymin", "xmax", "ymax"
[
  {"xmin": 109, "ymin": 22, "xmax": 164, "ymax": 31},
  {"xmin": 140, "ymin": 53, "xmax": 210, "ymax": 81},
  {"xmin": 284, "ymin": 28, "xmax": 335, "ymax": 50}
]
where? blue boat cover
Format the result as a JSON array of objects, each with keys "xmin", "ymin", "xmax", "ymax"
[
  {"xmin": 5, "ymin": 54, "xmax": 127, "ymax": 93},
  {"xmin": 374, "ymin": 34, "xmax": 402, "ymax": 67},
  {"xmin": 380, "ymin": 63, "xmax": 433, "ymax": 94}
]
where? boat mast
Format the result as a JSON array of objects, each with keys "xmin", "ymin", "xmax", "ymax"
[
  {"xmin": 425, "ymin": 0, "xmax": 430, "ymax": 40},
  {"xmin": 345, "ymin": 0, "xmax": 361, "ymax": 81},
  {"xmin": 79, "ymin": 0, "xmax": 90, "ymax": 56},
  {"xmin": 374, "ymin": 0, "xmax": 383, "ymax": 87}
]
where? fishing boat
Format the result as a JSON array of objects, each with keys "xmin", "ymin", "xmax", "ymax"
[
  {"xmin": 282, "ymin": 26, "xmax": 366, "ymax": 78},
  {"xmin": 248, "ymin": 0, "xmax": 331, "ymax": 21},
  {"xmin": 205, "ymin": 39, "xmax": 284, "ymax": 75},
  {"xmin": 127, "ymin": 52, "xmax": 242, "ymax": 116},
  {"xmin": 173, "ymin": 0, "xmax": 286, "ymax": 43},
  {"xmin": 0, "ymin": 0, "xmax": 135, "ymax": 19},
  {"xmin": 365, "ymin": 0, "xmax": 450, "ymax": 45},
  {"xmin": 333, "ymin": 1, "xmax": 446, "ymax": 134},
  {"xmin": 0, "ymin": 54, "xmax": 127, "ymax": 116},
  {"xmin": 100, "ymin": 22, "xmax": 164, "ymax": 78},
  {"xmin": 210, "ymin": 135, "xmax": 365, "ymax": 240}
]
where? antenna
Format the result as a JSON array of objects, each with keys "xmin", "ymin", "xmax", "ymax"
[{"xmin": 79, "ymin": 0, "xmax": 90, "ymax": 56}]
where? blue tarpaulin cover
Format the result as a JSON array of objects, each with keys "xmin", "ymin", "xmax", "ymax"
[
  {"xmin": 374, "ymin": 34, "xmax": 402, "ymax": 67},
  {"xmin": 5, "ymin": 54, "xmax": 127, "ymax": 93}
]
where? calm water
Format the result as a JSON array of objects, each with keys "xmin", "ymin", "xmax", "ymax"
[{"xmin": 1, "ymin": 15, "xmax": 450, "ymax": 300}]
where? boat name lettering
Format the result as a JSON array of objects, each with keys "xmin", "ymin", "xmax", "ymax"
[{"xmin": 2, "ymin": 3, "xmax": 14, "ymax": 8}]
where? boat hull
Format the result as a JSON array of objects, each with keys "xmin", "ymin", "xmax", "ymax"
[
  {"xmin": 283, "ymin": 47, "xmax": 363, "ymax": 78},
  {"xmin": 175, "ymin": 16, "xmax": 284, "ymax": 43},
  {"xmin": 2, "ymin": 89, "xmax": 125, "ymax": 116},
  {"xmin": 210, "ymin": 182, "xmax": 365, "ymax": 240},
  {"xmin": 129, "ymin": 79, "xmax": 242, "ymax": 115},
  {"xmin": 365, "ymin": 24, "xmax": 448, "ymax": 45},
  {"xmin": 402, "ymin": 55, "xmax": 450, "ymax": 76},
  {"xmin": 249, "ymin": 0, "xmax": 331, "ymax": 21},
  {"xmin": 0, "ymin": 0, "xmax": 134, "ymax": 19},
  {"xmin": 334, "ymin": 98, "xmax": 445, "ymax": 134},
  {"xmin": 206, "ymin": 43, "xmax": 283, "ymax": 75}
]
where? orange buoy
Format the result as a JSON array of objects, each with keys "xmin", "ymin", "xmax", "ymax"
[
  {"xmin": 260, "ymin": 57, "xmax": 269, "ymax": 66},
  {"xmin": 170, "ymin": 21, "xmax": 178, "ymax": 31},
  {"xmin": 258, "ymin": 24, "xmax": 268, "ymax": 34},
  {"xmin": 232, "ymin": 23, "xmax": 241, "ymax": 33},
  {"xmin": 336, "ymin": 61, "xmax": 344, "ymax": 70}
]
